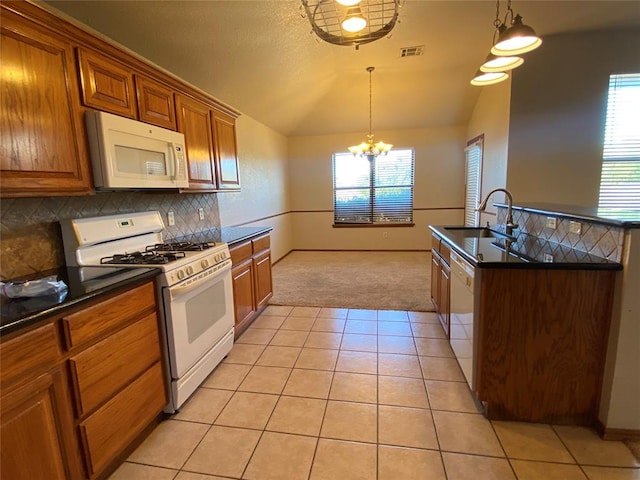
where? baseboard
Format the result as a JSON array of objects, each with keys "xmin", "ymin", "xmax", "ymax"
[{"xmin": 595, "ymin": 419, "xmax": 640, "ymax": 441}]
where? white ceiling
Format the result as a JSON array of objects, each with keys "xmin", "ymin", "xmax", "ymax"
[{"xmin": 43, "ymin": 0, "xmax": 640, "ymax": 137}]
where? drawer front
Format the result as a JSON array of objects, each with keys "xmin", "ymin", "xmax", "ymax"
[
  {"xmin": 251, "ymin": 234, "xmax": 270, "ymax": 254},
  {"xmin": 439, "ymin": 242, "xmax": 451, "ymax": 266},
  {"xmin": 69, "ymin": 312, "xmax": 161, "ymax": 417},
  {"xmin": 79, "ymin": 362, "xmax": 166, "ymax": 477},
  {"xmin": 229, "ymin": 241, "xmax": 252, "ymax": 264},
  {"xmin": 0, "ymin": 323, "xmax": 60, "ymax": 388},
  {"xmin": 432, "ymin": 235, "xmax": 441, "ymax": 253},
  {"xmin": 62, "ymin": 282, "xmax": 156, "ymax": 350}
]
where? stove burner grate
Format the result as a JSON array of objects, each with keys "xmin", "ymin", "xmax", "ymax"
[
  {"xmin": 100, "ymin": 251, "xmax": 186, "ymax": 265},
  {"xmin": 146, "ymin": 242, "xmax": 212, "ymax": 252}
]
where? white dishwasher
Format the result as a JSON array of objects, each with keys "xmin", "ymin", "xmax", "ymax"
[{"xmin": 448, "ymin": 250, "xmax": 476, "ymax": 389}]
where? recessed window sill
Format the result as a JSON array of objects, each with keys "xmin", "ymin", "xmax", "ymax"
[{"xmin": 332, "ymin": 223, "xmax": 415, "ymax": 228}]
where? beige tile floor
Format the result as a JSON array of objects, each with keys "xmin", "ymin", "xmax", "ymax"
[{"xmin": 110, "ymin": 306, "xmax": 640, "ymax": 480}]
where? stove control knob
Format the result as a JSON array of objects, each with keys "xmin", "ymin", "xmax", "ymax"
[
  {"xmin": 215, "ymin": 254, "xmax": 221, "ymax": 262},
  {"xmin": 201, "ymin": 259, "xmax": 209, "ymax": 269},
  {"xmin": 186, "ymin": 266, "xmax": 194, "ymax": 275},
  {"xmin": 220, "ymin": 251, "xmax": 227, "ymax": 259},
  {"xmin": 177, "ymin": 269, "xmax": 185, "ymax": 280}
]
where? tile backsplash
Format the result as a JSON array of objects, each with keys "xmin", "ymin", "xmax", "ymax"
[
  {"xmin": 496, "ymin": 206, "xmax": 624, "ymax": 262},
  {"xmin": 0, "ymin": 192, "xmax": 220, "ymax": 280}
]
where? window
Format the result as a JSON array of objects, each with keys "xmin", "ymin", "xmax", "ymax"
[
  {"xmin": 333, "ymin": 149, "xmax": 414, "ymax": 225},
  {"xmin": 464, "ymin": 135, "xmax": 484, "ymax": 227},
  {"xmin": 597, "ymin": 73, "xmax": 640, "ymax": 219}
]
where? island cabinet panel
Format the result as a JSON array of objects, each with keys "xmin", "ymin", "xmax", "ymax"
[
  {"xmin": 475, "ymin": 268, "xmax": 617, "ymax": 424},
  {"xmin": 77, "ymin": 48, "xmax": 136, "ymax": 118},
  {"xmin": 430, "ymin": 234, "xmax": 450, "ymax": 338},
  {"xmin": 135, "ymin": 75, "xmax": 177, "ymax": 130},
  {"xmin": 211, "ymin": 109, "xmax": 240, "ymax": 189},
  {"xmin": 0, "ymin": 9, "xmax": 92, "ymax": 197},
  {"xmin": 175, "ymin": 94, "xmax": 217, "ymax": 190}
]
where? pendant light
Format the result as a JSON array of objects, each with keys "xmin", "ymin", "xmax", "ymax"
[
  {"xmin": 348, "ymin": 67, "xmax": 392, "ymax": 160},
  {"xmin": 342, "ymin": 6, "xmax": 367, "ymax": 33},
  {"xmin": 471, "ymin": 70, "xmax": 509, "ymax": 86},
  {"xmin": 491, "ymin": 0, "xmax": 542, "ymax": 56}
]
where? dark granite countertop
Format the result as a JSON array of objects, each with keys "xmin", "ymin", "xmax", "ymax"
[
  {"xmin": 495, "ymin": 202, "xmax": 640, "ymax": 228},
  {"xmin": 166, "ymin": 226, "xmax": 272, "ymax": 246},
  {"xmin": 0, "ymin": 266, "xmax": 160, "ymax": 336},
  {"xmin": 429, "ymin": 225, "xmax": 622, "ymax": 270}
]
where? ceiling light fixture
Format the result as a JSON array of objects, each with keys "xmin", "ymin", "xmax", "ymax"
[
  {"xmin": 348, "ymin": 67, "xmax": 392, "ymax": 160},
  {"xmin": 300, "ymin": 0, "xmax": 400, "ymax": 49},
  {"xmin": 491, "ymin": 0, "xmax": 542, "ymax": 56},
  {"xmin": 470, "ymin": 0, "xmax": 541, "ymax": 86}
]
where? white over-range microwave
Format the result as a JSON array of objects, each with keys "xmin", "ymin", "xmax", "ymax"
[{"xmin": 85, "ymin": 110, "xmax": 189, "ymax": 189}]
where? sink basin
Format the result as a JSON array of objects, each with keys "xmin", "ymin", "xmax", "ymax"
[{"xmin": 444, "ymin": 227, "xmax": 514, "ymax": 240}]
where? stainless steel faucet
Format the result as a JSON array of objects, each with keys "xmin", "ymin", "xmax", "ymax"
[{"xmin": 477, "ymin": 187, "xmax": 519, "ymax": 236}]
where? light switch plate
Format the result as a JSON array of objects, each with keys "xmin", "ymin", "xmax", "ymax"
[
  {"xmin": 546, "ymin": 217, "xmax": 557, "ymax": 229},
  {"xmin": 167, "ymin": 211, "xmax": 175, "ymax": 226},
  {"xmin": 569, "ymin": 221, "xmax": 582, "ymax": 235},
  {"xmin": 544, "ymin": 253, "xmax": 554, "ymax": 263}
]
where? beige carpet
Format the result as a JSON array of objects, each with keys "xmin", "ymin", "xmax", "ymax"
[{"xmin": 270, "ymin": 250, "xmax": 434, "ymax": 312}]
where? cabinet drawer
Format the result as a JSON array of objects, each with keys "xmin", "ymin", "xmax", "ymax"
[
  {"xmin": 439, "ymin": 242, "xmax": 451, "ymax": 266},
  {"xmin": 61, "ymin": 282, "xmax": 156, "ymax": 349},
  {"xmin": 79, "ymin": 362, "xmax": 166, "ymax": 476},
  {"xmin": 69, "ymin": 312, "xmax": 161, "ymax": 417},
  {"xmin": 252, "ymin": 234, "xmax": 270, "ymax": 254},
  {"xmin": 0, "ymin": 323, "xmax": 60, "ymax": 388},
  {"xmin": 432, "ymin": 235, "xmax": 441, "ymax": 253},
  {"xmin": 230, "ymin": 241, "xmax": 252, "ymax": 264}
]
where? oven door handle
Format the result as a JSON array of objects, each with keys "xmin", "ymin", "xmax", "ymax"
[{"xmin": 168, "ymin": 264, "xmax": 231, "ymax": 300}]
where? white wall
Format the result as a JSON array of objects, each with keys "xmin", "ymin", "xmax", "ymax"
[
  {"xmin": 467, "ymin": 78, "xmax": 511, "ymax": 225},
  {"xmin": 217, "ymin": 115, "xmax": 292, "ymax": 262},
  {"xmin": 506, "ymin": 27, "xmax": 640, "ymax": 206},
  {"xmin": 288, "ymin": 127, "xmax": 467, "ymax": 251}
]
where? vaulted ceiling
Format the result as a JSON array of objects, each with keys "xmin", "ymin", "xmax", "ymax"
[{"xmin": 43, "ymin": 0, "xmax": 640, "ymax": 137}]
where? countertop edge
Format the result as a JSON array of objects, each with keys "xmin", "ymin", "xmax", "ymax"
[
  {"xmin": 429, "ymin": 225, "xmax": 623, "ymax": 270},
  {"xmin": 222, "ymin": 226, "xmax": 273, "ymax": 246},
  {"xmin": 0, "ymin": 268, "xmax": 160, "ymax": 337}
]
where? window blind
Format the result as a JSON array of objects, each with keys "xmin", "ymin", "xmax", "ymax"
[
  {"xmin": 333, "ymin": 149, "xmax": 414, "ymax": 224},
  {"xmin": 598, "ymin": 73, "xmax": 640, "ymax": 219},
  {"xmin": 464, "ymin": 138, "xmax": 483, "ymax": 227}
]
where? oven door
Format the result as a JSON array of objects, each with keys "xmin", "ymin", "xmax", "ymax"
[{"xmin": 161, "ymin": 261, "xmax": 234, "ymax": 379}]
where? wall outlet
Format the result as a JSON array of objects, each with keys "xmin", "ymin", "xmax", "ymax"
[
  {"xmin": 543, "ymin": 253, "xmax": 554, "ymax": 263},
  {"xmin": 546, "ymin": 217, "xmax": 557, "ymax": 229},
  {"xmin": 198, "ymin": 208, "xmax": 205, "ymax": 221},
  {"xmin": 569, "ymin": 220, "xmax": 582, "ymax": 235},
  {"xmin": 167, "ymin": 211, "xmax": 175, "ymax": 226},
  {"xmin": 383, "ymin": 231, "xmax": 389, "ymax": 239}
]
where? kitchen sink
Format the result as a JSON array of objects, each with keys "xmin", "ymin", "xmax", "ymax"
[{"xmin": 443, "ymin": 227, "xmax": 515, "ymax": 240}]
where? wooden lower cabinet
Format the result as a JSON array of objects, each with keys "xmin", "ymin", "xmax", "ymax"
[
  {"xmin": 230, "ymin": 233, "xmax": 273, "ymax": 336},
  {"xmin": 430, "ymin": 235, "xmax": 450, "ymax": 338},
  {"xmin": 0, "ymin": 279, "xmax": 168, "ymax": 479}
]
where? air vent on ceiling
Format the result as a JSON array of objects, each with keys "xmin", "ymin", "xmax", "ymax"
[{"xmin": 400, "ymin": 45, "xmax": 424, "ymax": 58}]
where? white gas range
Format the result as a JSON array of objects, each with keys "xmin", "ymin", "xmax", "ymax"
[{"xmin": 61, "ymin": 211, "xmax": 235, "ymax": 413}]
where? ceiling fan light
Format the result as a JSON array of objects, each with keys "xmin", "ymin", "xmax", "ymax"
[
  {"xmin": 342, "ymin": 6, "xmax": 367, "ymax": 32},
  {"xmin": 470, "ymin": 70, "xmax": 509, "ymax": 86},
  {"xmin": 490, "ymin": 15, "xmax": 542, "ymax": 56},
  {"xmin": 480, "ymin": 53, "xmax": 524, "ymax": 72},
  {"xmin": 336, "ymin": 0, "xmax": 361, "ymax": 6}
]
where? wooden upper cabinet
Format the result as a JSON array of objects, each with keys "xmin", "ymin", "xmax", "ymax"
[
  {"xmin": 175, "ymin": 94, "xmax": 217, "ymax": 190},
  {"xmin": 212, "ymin": 109, "xmax": 240, "ymax": 190},
  {"xmin": 135, "ymin": 75, "xmax": 177, "ymax": 130},
  {"xmin": 0, "ymin": 9, "xmax": 92, "ymax": 197},
  {"xmin": 77, "ymin": 48, "xmax": 136, "ymax": 118}
]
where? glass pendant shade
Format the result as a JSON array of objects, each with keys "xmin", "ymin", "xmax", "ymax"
[
  {"xmin": 470, "ymin": 70, "xmax": 509, "ymax": 86},
  {"xmin": 491, "ymin": 15, "xmax": 542, "ymax": 56},
  {"xmin": 480, "ymin": 53, "xmax": 523, "ymax": 72},
  {"xmin": 336, "ymin": 0, "xmax": 361, "ymax": 6},
  {"xmin": 342, "ymin": 7, "xmax": 367, "ymax": 32}
]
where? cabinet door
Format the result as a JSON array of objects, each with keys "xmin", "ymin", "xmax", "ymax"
[
  {"xmin": 77, "ymin": 48, "xmax": 136, "ymax": 118},
  {"xmin": 232, "ymin": 260, "xmax": 256, "ymax": 335},
  {"xmin": 430, "ymin": 254, "xmax": 440, "ymax": 312},
  {"xmin": 253, "ymin": 250, "xmax": 273, "ymax": 312},
  {"xmin": 211, "ymin": 109, "xmax": 240, "ymax": 190},
  {"xmin": 135, "ymin": 75, "xmax": 176, "ymax": 130},
  {"xmin": 0, "ymin": 10, "xmax": 92, "ymax": 197},
  {"xmin": 1, "ymin": 368, "xmax": 83, "ymax": 480},
  {"xmin": 175, "ymin": 94, "xmax": 217, "ymax": 190}
]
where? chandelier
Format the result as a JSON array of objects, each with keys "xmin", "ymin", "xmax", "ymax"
[
  {"xmin": 301, "ymin": 0, "xmax": 400, "ymax": 50},
  {"xmin": 348, "ymin": 67, "xmax": 392, "ymax": 159},
  {"xmin": 471, "ymin": 0, "xmax": 542, "ymax": 86}
]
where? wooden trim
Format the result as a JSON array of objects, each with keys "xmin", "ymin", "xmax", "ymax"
[
  {"xmin": 228, "ymin": 211, "xmax": 290, "ymax": 227},
  {"xmin": 595, "ymin": 419, "xmax": 640, "ymax": 441}
]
